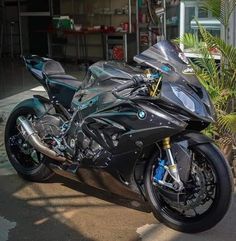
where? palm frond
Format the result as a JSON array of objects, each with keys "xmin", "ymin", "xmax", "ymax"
[
  {"xmin": 202, "ymin": 0, "xmax": 221, "ymax": 18},
  {"xmin": 202, "ymin": 0, "xmax": 236, "ymax": 29},
  {"xmin": 218, "ymin": 113, "xmax": 236, "ymax": 134},
  {"xmin": 201, "ymin": 31, "xmax": 236, "ymax": 67},
  {"xmin": 179, "ymin": 2, "xmax": 236, "ymax": 144},
  {"xmin": 221, "ymin": 0, "xmax": 236, "ymax": 28},
  {"xmin": 176, "ymin": 33, "xmax": 202, "ymax": 50}
]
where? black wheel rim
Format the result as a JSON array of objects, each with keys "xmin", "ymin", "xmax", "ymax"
[{"xmin": 151, "ymin": 146, "xmax": 218, "ymax": 223}]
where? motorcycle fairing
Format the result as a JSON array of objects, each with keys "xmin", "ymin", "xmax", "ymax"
[
  {"xmin": 133, "ymin": 41, "xmax": 216, "ymax": 123},
  {"xmin": 81, "ymin": 101, "xmax": 187, "ymax": 154},
  {"xmin": 159, "ymin": 79, "xmax": 215, "ymax": 122},
  {"xmin": 75, "ymin": 100, "xmax": 187, "ymax": 196},
  {"xmin": 72, "ymin": 62, "xmax": 188, "ymax": 189}
]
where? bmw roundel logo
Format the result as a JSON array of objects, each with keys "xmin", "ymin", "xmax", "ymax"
[{"xmin": 138, "ymin": 110, "xmax": 146, "ymax": 119}]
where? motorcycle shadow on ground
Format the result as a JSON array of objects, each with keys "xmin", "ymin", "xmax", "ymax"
[
  {"xmin": 0, "ymin": 171, "xmax": 235, "ymax": 241},
  {"xmin": 0, "ymin": 174, "xmax": 98, "ymax": 241},
  {"xmin": 48, "ymin": 174, "xmax": 236, "ymax": 241},
  {"xmin": 48, "ymin": 172, "xmax": 151, "ymax": 213}
]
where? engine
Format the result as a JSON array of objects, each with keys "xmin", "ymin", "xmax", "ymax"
[
  {"xmin": 32, "ymin": 114, "xmax": 75, "ymax": 160},
  {"xmin": 76, "ymin": 130, "xmax": 110, "ymax": 166},
  {"xmin": 31, "ymin": 114, "xmax": 108, "ymax": 164},
  {"xmin": 33, "ymin": 115, "xmax": 63, "ymax": 138}
]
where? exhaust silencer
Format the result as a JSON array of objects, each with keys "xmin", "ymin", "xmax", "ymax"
[{"xmin": 17, "ymin": 116, "xmax": 66, "ymax": 162}]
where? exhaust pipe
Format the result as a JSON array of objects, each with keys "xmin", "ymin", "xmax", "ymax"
[{"xmin": 17, "ymin": 116, "xmax": 66, "ymax": 162}]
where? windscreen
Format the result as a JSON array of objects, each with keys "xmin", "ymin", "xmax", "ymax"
[
  {"xmin": 134, "ymin": 40, "xmax": 189, "ymax": 72},
  {"xmin": 134, "ymin": 40, "xmax": 202, "ymax": 86}
]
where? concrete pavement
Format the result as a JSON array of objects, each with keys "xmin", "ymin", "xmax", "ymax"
[
  {"xmin": 0, "ymin": 167, "xmax": 153, "ymax": 241},
  {"xmin": 0, "ymin": 162, "xmax": 236, "ymax": 241}
]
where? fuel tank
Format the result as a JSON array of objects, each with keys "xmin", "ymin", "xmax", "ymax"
[{"xmin": 71, "ymin": 61, "xmax": 143, "ymax": 116}]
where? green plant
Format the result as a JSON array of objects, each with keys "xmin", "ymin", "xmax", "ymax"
[
  {"xmin": 202, "ymin": 0, "xmax": 236, "ymax": 41},
  {"xmin": 183, "ymin": 0, "xmax": 236, "ymax": 42},
  {"xmin": 177, "ymin": 25, "xmax": 236, "ymax": 144}
]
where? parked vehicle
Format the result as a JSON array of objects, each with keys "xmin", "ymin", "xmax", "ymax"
[{"xmin": 5, "ymin": 40, "xmax": 233, "ymax": 233}]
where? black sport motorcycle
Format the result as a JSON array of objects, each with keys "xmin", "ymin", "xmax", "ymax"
[{"xmin": 5, "ymin": 41, "xmax": 233, "ymax": 233}]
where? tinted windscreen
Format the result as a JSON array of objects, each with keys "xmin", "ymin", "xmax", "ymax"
[
  {"xmin": 134, "ymin": 40, "xmax": 202, "ymax": 86},
  {"xmin": 153, "ymin": 41, "xmax": 189, "ymax": 64},
  {"xmin": 135, "ymin": 40, "xmax": 189, "ymax": 67}
]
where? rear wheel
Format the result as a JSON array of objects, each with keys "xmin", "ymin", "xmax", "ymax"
[
  {"xmin": 5, "ymin": 107, "xmax": 53, "ymax": 182},
  {"xmin": 144, "ymin": 143, "xmax": 233, "ymax": 233}
]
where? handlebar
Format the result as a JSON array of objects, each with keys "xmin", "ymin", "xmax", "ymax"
[{"xmin": 112, "ymin": 75, "xmax": 145, "ymax": 93}]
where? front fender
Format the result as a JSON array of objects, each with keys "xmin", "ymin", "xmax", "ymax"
[{"xmin": 172, "ymin": 131, "xmax": 213, "ymax": 147}]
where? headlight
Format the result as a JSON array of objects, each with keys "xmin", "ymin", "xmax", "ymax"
[{"xmin": 171, "ymin": 86, "xmax": 196, "ymax": 112}]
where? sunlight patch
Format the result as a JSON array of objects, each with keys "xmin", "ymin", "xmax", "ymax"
[
  {"xmin": 30, "ymin": 86, "xmax": 45, "ymax": 92},
  {"xmin": 0, "ymin": 216, "xmax": 16, "ymax": 241}
]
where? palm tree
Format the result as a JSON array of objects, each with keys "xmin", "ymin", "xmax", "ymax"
[
  {"xmin": 177, "ymin": 1, "xmax": 236, "ymax": 165},
  {"xmin": 202, "ymin": 0, "xmax": 236, "ymax": 42}
]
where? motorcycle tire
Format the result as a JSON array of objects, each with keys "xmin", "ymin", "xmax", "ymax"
[
  {"xmin": 5, "ymin": 106, "xmax": 54, "ymax": 182},
  {"xmin": 144, "ymin": 142, "xmax": 234, "ymax": 233}
]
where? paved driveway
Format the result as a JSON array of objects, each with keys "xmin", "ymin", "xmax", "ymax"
[{"xmin": 0, "ymin": 161, "xmax": 235, "ymax": 241}]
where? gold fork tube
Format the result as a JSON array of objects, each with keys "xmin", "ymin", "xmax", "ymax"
[{"xmin": 163, "ymin": 137, "xmax": 171, "ymax": 149}]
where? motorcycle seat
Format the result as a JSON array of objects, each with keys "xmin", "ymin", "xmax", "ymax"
[
  {"xmin": 43, "ymin": 59, "xmax": 66, "ymax": 75},
  {"xmin": 25, "ymin": 56, "xmax": 81, "ymax": 90},
  {"xmin": 42, "ymin": 60, "xmax": 80, "ymax": 90},
  {"xmin": 42, "ymin": 60, "xmax": 81, "ymax": 90},
  {"xmin": 47, "ymin": 74, "xmax": 81, "ymax": 90}
]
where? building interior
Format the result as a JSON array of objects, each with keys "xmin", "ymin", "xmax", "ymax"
[{"xmin": 0, "ymin": 0, "xmax": 224, "ymax": 99}]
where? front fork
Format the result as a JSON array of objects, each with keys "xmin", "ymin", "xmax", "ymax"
[{"xmin": 154, "ymin": 137, "xmax": 184, "ymax": 191}]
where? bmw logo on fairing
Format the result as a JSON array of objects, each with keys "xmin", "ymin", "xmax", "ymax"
[{"xmin": 138, "ymin": 110, "xmax": 146, "ymax": 119}]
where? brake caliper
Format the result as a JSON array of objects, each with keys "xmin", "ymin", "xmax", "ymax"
[{"xmin": 153, "ymin": 159, "xmax": 166, "ymax": 183}]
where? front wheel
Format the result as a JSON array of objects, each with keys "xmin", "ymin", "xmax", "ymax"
[{"xmin": 144, "ymin": 143, "xmax": 234, "ymax": 233}]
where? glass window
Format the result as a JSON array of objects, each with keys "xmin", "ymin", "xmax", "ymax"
[
  {"xmin": 180, "ymin": 0, "xmax": 221, "ymax": 53},
  {"xmin": 185, "ymin": 7, "xmax": 195, "ymax": 33},
  {"xmin": 198, "ymin": 8, "xmax": 209, "ymax": 18}
]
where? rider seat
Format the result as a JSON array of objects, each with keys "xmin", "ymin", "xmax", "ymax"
[
  {"xmin": 43, "ymin": 60, "xmax": 81, "ymax": 108},
  {"xmin": 43, "ymin": 60, "xmax": 81, "ymax": 90},
  {"xmin": 25, "ymin": 56, "xmax": 81, "ymax": 108}
]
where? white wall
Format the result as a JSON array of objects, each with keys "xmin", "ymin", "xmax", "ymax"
[{"xmin": 229, "ymin": 9, "xmax": 236, "ymax": 46}]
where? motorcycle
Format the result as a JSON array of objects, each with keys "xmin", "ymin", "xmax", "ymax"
[{"xmin": 5, "ymin": 40, "xmax": 233, "ymax": 233}]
